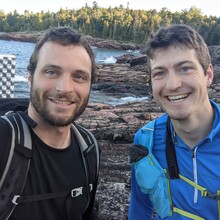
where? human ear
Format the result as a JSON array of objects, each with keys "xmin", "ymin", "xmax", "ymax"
[
  {"xmin": 206, "ymin": 64, "xmax": 214, "ymax": 87},
  {"xmin": 27, "ymin": 74, "xmax": 32, "ymax": 87}
]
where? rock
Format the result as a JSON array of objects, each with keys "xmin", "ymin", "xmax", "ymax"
[
  {"xmin": 93, "ymin": 63, "xmax": 151, "ymax": 98},
  {"xmin": 116, "ymin": 54, "xmax": 148, "ymax": 68},
  {"xmin": 85, "ymin": 35, "xmax": 141, "ymax": 50},
  {"xmin": 209, "ymin": 45, "xmax": 220, "ymax": 66},
  {"xmin": 0, "ymin": 32, "xmax": 41, "ymax": 43},
  {"xmin": 75, "ymin": 100, "xmax": 163, "ymax": 219},
  {"xmin": 0, "ymin": 32, "xmax": 141, "ymax": 50},
  {"xmin": 115, "ymin": 54, "xmax": 136, "ymax": 64},
  {"xmin": 129, "ymin": 55, "xmax": 148, "ymax": 67},
  {"xmin": 76, "ymin": 99, "xmax": 163, "ymax": 142}
]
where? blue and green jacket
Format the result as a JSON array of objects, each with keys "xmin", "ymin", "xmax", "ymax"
[{"xmin": 129, "ymin": 100, "xmax": 220, "ymax": 220}]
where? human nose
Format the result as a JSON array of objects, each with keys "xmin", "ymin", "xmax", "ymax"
[
  {"xmin": 165, "ymin": 71, "xmax": 182, "ymax": 90},
  {"xmin": 56, "ymin": 74, "xmax": 73, "ymax": 93}
]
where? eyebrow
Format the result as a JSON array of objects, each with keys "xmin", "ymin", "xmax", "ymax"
[
  {"xmin": 174, "ymin": 61, "xmax": 195, "ymax": 68},
  {"xmin": 42, "ymin": 64, "xmax": 62, "ymax": 71},
  {"xmin": 151, "ymin": 60, "xmax": 195, "ymax": 71},
  {"xmin": 41, "ymin": 64, "xmax": 91, "ymax": 77}
]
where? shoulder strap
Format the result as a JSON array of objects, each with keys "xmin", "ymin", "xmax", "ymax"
[
  {"xmin": 71, "ymin": 124, "xmax": 100, "ymax": 181},
  {"xmin": 166, "ymin": 117, "xmax": 179, "ymax": 179},
  {"xmin": 0, "ymin": 113, "xmax": 32, "ymax": 219},
  {"xmin": 0, "ymin": 117, "xmax": 99, "ymax": 209},
  {"xmin": 10, "ymin": 124, "xmax": 100, "ymax": 205},
  {"xmin": 139, "ymin": 117, "xmax": 179, "ymax": 179},
  {"xmin": 128, "ymin": 120, "xmax": 155, "ymax": 163},
  {"xmin": 139, "ymin": 120, "xmax": 155, "ymax": 153}
]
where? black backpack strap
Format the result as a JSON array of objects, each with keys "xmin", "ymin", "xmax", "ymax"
[
  {"xmin": 10, "ymin": 123, "xmax": 100, "ymax": 205},
  {"xmin": 12, "ymin": 184, "xmax": 93, "ymax": 204},
  {"xmin": 71, "ymin": 124, "xmax": 100, "ymax": 183},
  {"xmin": 166, "ymin": 117, "xmax": 179, "ymax": 179},
  {"xmin": 0, "ymin": 113, "xmax": 32, "ymax": 219},
  {"xmin": 72, "ymin": 124, "xmax": 100, "ymax": 216},
  {"xmin": 77, "ymin": 125, "xmax": 100, "ymax": 178}
]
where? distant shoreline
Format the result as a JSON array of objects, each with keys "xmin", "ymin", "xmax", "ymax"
[{"xmin": 0, "ymin": 31, "xmax": 142, "ymax": 50}]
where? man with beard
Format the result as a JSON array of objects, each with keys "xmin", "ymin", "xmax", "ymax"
[
  {"xmin": 0, "ymin": 27, "xmax": 100, "ymax": 220},
  {"xmin": 128, "ymin": 24, "xmax": 220, "ymax": 219}
]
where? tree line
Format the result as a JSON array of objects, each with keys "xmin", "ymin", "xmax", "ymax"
[{"xmin": 0, "ymin": 2, "xmax": 220, "ymax": 45}]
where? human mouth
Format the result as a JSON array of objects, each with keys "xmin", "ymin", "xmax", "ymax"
[
  {"xmin": 167, "ymin": 94, "xmax": 188, "ymax": 102},
  {"xmin": 50, "ymin": 98, "xmax": 74, "ymax": 105}
]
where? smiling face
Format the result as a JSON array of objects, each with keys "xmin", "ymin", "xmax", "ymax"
[
  {"xmin": 28, "ymin": 42, "xmax": 92, "ymax": 126},
  {"xmin": 150, "ymin": 46, "xmax": 213, "ymax": 121}
]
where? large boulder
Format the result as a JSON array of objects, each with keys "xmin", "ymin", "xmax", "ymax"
[
  {"xmin": 0, "ymin": 32, "xmax": 41, "ymax": 43},
  {"xmin": 93, "ymin": 63, "xmax": 151, "ymax": 98}
]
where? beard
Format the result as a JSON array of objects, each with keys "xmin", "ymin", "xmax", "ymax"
[{"xmin": 30, "ymin": 85, "xmax": 89, "ymax": 127}]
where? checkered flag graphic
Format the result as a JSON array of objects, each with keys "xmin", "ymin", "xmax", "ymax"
[{"xmin": 0, "ymin": 55, "xmax": 16, "ymax": 98}]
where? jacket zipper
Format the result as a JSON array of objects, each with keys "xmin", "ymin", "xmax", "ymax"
[{"xmin": 192, "ymin": 147, "xmax": 198, "ymax": 203}]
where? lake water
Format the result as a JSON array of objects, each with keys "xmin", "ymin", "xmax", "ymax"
[{"xmin": 0, "ymin": 39, "xmax": 146, "ymax": 105}]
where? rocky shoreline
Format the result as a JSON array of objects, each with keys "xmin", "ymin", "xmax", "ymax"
[
  {"xmin": 76, "ymin": 99, "xmax": 164, "ymax": 219},
  {"xmin": 1, "ymin": 33, "xmax": 220, "ymax": 219},
  {"xmin": 0, "ymin": 31, "xmax": 142, "ymax": 50}
]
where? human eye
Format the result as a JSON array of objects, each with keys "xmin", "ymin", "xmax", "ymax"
[
  {"xmin": 45, "ymin": 69, "xmax": 59, "ymax": 78},
  {"xmin": 152, "ymin": 70, "xmax": 165, "ymax": 79},
  {"xmin": 179, "ymin": 65, "xmax": 193, "ymax": 74},
  {"xmin": 73, "ymin": 72, "xmax": 90, "ymax": 82}
]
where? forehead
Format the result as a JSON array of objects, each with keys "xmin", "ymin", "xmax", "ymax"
[
  {"xmin": 38, "ymin": 42, "xmax": 91, "ymax": 64},
  {"xmin": 34, "ymin": 42, "xmax": 92, "ymax": 75},
  {"xmin": 150, "ymin": 46, "xmax": 198, "ymax": 68},
  {"xmin": 38, "ymin": 41, "xmax": 87, "ymax": 56}
]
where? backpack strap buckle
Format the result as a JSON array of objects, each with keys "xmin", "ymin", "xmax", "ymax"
[
  {"xmin": 205, "ymin": 190, "xmax": 220, "ymax": 200},
  {"xmin": 71, "ymin": 184, "xmax": 93, "ymax": 198},
  {"xmin": 71, "ymin": 187, "xmax": 83, "ymax": 197},
  {"xmin": 12, "ymin": 195, "xmax": 20, "ymax": 205},
  {"xmin": 89, "ymin": 183, "xmax": 93, "ymax": 192}
]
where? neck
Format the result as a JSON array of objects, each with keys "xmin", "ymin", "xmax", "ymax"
[
  {"xmin": 171, "ymin": 106, "xmax": 214, "ymax": 149},
  {"xmin": 28, "ymin": 106, "xmax": 72, "ymax": 149},
  {"xmin": 33, "ymin": 124, "xmax": 72, "ymax": 149}
]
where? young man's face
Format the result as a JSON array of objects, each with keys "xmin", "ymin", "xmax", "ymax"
[
  {"xmin": 28, "ymin": 41, "xmax": 92, "ymax": 126},
  {"xmin": 150, "ymin": 46, "xmax": 213, "ymax": 121}
]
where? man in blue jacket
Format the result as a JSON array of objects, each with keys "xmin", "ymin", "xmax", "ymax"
[{"xmin": 128, "ymin": 24, "xmax": 220, "ymax": 219}]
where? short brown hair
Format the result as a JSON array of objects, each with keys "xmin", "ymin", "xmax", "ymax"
[
  {"xmin": 145, "ymin": 24, "xmax": 211, "ymax": 74},
  {"xmin": 27, "ymin": 27, "xmax": 96, "ymax": 83}
]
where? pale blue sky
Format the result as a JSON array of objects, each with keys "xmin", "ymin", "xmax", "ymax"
[{"xmin": 1, "ymin": 0, "xmax": 219, "ymax": 17}]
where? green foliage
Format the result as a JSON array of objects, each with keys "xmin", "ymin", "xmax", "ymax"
[{"xmin": 0, "ymin": 5, "xmax": 219, "ymax": 45}]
